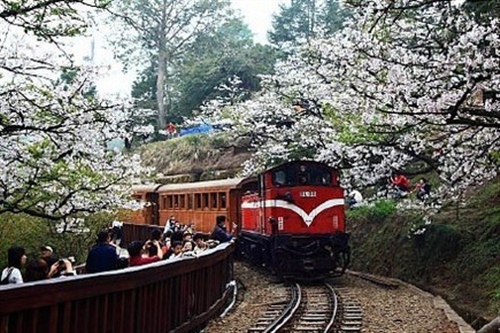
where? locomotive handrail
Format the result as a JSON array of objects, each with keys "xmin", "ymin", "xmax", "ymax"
[{"xmin": 0, "ymin": 240, "xmax": 234, "ymax": 333}]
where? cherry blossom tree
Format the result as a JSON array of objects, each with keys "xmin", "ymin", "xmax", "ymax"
[
  {"xmin": 201, "ymin": 0, "xmax": 500, "ymax": 205},
  {"xmin": 0, "ymin": 0, "xmax": 147, "ymax": 225}
]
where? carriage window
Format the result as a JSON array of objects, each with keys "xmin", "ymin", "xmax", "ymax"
[
  {"xmin": 202, "ymin": 193, "xmax": 209, "ymax": 209},
  {"xmin": 210, "ymin": 193, "xmax": 218, "ymax": 209},
  {"xmin": 195, "ymin": 194, "xmax": 201, "ymax": 209},
  {"xmin": 179, "ymin": 195, "xmax": 185, "ymax": 209},
  {"xmin": 219, "ymin": 192, "xmax": 227, "ymax": 209},
  {"xmin": 173, "ymin": 195, "xmax": 179, "ymax": 209},
  {"xmin": 162, "ymin": 196, "xmax": 167, "ymax": 209},
  {"xmin": 167, "ymin": 195, "xmax": 173, "ymax": 208},
  {"xmin": 188, "ymin": 194, "xmax": 193, "ymax": 209}
]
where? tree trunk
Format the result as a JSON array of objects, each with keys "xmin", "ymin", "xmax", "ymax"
[
  {"xmin": 156, "ymin": 48, "xmax": 167, "ymax": 130},
  {"xmin": 156, "ymin": 0, "xmax": 168, "ymax": 131},
  {"xmin": 478, "ymin": 316, "xmax": 500, "ymax": 333}
]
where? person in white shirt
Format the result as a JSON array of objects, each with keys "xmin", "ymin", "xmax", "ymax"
[
  {"xmin": 347, "ymin": 190, "xmax": 363, "ymax": 208},
  {"xmin": 1, "ymin": 246, "xmax": 27, "ymax": 285}
]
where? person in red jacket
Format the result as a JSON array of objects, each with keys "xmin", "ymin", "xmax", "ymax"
[
  {"xmin": 390, "ymin": 173, "xmax": 410, "ymax": 198},
  {"xmin": 127, "ymin": 240, "xmax": 163, "ymax": 266}
]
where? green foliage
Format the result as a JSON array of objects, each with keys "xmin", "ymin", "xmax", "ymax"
[
  {"xmin": 0, "ymin": 212, "xmax": 116, "ymax": 269},
  {"xmin": 348, "ymin": 178, "xmax": 500, "ymax": 319},
  {"xmin": 269, "ymin": 0, "xmax": 349, "ymax": 49},
  {"xmin": 0, "ymin": 214, "xmax": 49, "ymax": 267},
  {"xmin": 131, "ymin": 16, "xmax": 277, "ymax": 126},
  {"xmin": 416, "ymin": 224, "xmax": 463, "ymax": 261},
  {"xmin": 347, "ymin": 199, "xmax": 396, "ymax": 222}
]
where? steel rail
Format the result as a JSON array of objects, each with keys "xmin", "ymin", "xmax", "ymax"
[{"xmin": 262, "ymin": 282, "xmax": 302, "ymax": 333}]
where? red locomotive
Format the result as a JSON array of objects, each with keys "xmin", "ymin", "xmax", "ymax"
[
  {"xmin": 126, "ymin": 160, "xmax": 350, "ymax": 280},
  {"xmin": 237, "ymin": 161, "xmax": 350, "ymax": 279}
]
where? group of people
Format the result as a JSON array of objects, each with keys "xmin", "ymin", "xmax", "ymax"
[
  {"xmin": 1, "ymin": 245, "xmax": 75, "ymax": 285},
  {"xmin": 84, "ymin": 214, "xmax": 237, "ymax": 273},
  {"xmin": 346, "ymin": 173, "xmax": 432, "ymax": 208},
  {"xmin": 389, "ymin": 173, "xmax": 431, "ymax": 201},
  {"xmin": 1, "ymin": 215, "xmax": 237, "ymax": 285}
]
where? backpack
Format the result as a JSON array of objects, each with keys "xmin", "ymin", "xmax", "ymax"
[{"xmin": 0, "ymin": 268, "xmax": 13, "ymax": 285}]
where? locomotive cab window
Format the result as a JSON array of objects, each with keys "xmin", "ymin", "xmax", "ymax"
[
  {"xmin": 298, "ymin": 164, "xmax": 332, "ymax": 186},
  {"xmin": 272, "ymin": 164, "xmax": 333, "ymax": 187}
]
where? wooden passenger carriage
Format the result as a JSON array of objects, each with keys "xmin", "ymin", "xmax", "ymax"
[{"xmin": 128, "ymin": 178, "xmax": 245, "ymax": 233}]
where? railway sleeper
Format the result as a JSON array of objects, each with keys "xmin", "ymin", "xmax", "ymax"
[
  {"xmin": 343, "ymin": 312, "xmax": 363, "ymax": 317},
  {"xmin": 299, "ymin": 317, "xmax": 326, "ymax": 324},
  {"xmin": 293, "ymin": 327, "xmax": 325, "ymax": 331},
  {"xmin": 339, "ymin": 326, "xmax": 362, "ymax": 332},
  {"xmin": 302, "ymin": 314, "xmax": 328, "ymax": 319},
  {"xmin": 342, "ymin": 313, "xmax": 363, "ymax": 319}
]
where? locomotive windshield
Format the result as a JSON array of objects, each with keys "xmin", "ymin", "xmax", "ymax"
[{"xmin": 272, "ymin": 164, "xmax": 332, "ymax": 186}]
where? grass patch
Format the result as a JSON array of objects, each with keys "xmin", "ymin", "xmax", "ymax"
[{"xmin": 348, "ymin": 179, "xmax": 500, "ymax": 320}]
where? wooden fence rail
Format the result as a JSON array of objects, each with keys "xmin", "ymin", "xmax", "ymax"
[{"xmin": 0, "ymin": 224, "xmax": 234, "ymax": 333}]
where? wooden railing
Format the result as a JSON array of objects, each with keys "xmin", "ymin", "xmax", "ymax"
[{"xmin": 0, "ymin": 239, "xmax": 234, "ymax": 333}]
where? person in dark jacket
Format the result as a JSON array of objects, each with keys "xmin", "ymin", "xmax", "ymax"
[
  {"xmin": 85, "ymin": 230, "xmax": 118, "ymax": 273},
  {"xmin": 210, "ymin": 215, "xmax": 237, "ymax": 243}
]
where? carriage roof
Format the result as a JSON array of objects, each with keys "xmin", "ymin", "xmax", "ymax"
[{"xmin": 156, "ymin": 178, "xmax": 246, "ymax": 193}]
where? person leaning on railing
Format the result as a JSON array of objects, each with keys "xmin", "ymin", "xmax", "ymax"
[
  {"xmin": 210, "ymin": 215, "xmax": 237, "ymax": 244},
  {"xmin": 85, "ymin": 230, "xmax": 119, "ymax": 274}
]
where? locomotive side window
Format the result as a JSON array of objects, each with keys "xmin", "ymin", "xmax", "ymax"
[{"xmin": 273, "ymin": 170, "xmax": 287, "ymax": 186}]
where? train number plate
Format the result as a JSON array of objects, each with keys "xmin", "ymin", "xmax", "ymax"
[{"xmin": 300, "ymin": 191, "xmax": 317, "ymax": 197}]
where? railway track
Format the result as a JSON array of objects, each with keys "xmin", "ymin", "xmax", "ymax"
[
  {"xmin": 248, "ymin": 283, "xmax": 301, "ymax": 333},
  {"xmin": 248, "ymin": 282, "xmax": 363, "ymax": 333}
]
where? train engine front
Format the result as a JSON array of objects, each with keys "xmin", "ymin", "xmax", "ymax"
[{"xmin": 238, "ymin": 161, "xmax": 350, "ymax": 280}]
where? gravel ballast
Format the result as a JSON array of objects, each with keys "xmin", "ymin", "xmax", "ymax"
[{"xmin": 204, "ymin": 262, "xmax": 473, "ymax": 333}]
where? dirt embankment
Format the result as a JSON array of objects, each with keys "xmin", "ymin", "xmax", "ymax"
[{"xmin": 136, "ymin": 134, "xmax": 252, "ymax": 181}]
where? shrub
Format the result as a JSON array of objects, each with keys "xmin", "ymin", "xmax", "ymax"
[
  {"xmin": 0, "ymin": 212, "xmax": 116, "ymax": 268},
  {"xmin": 347, "ymin": 199, "xmax": 396, "ymax": 222}
]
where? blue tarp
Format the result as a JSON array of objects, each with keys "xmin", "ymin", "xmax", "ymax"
[{"xmin": 179, "ymin": 124, "xmax": 213, "ymax": 137}]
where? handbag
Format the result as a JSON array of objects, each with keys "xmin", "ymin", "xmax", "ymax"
[{"xmin": 0, "ymin": 267, "xmax": 13, "ymax": 285}]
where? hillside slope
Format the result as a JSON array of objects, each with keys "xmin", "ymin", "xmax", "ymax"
[
  {"xmin": 347, "ymin": 180, "xmax": 500, "ymax": 329},
  {"xmin": 136, "ymin": 134, "xmax": 252, "ymax": 181}
]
